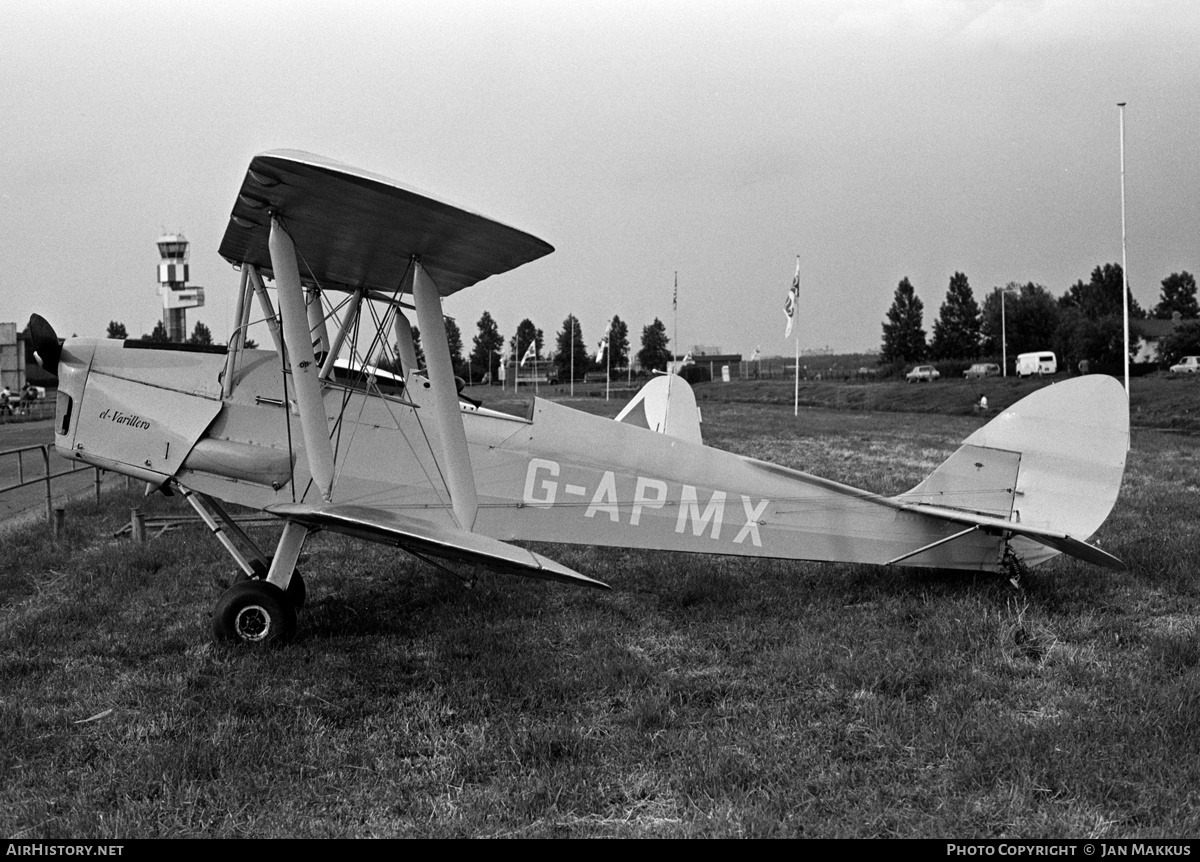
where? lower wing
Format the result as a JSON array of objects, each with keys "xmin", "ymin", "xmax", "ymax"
[{"xmin": 266, "ymin": 502, "xmax": 609, "ymax": 589}]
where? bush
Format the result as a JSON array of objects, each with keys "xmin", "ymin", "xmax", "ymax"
[
  {"xmin": 933, "ymin": 360, "xmax": 974, "ymax": 379},
  {"xmin": 874, "ymin": 361, "xmax": 908, "ymax": 381},
  {"xmin": 1159, "ymin": 321, "xmax": 1200, "ymax": 367}
]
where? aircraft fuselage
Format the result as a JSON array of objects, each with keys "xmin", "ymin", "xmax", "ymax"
[{"xmin": 54, "ymin": 338, "xmax": 1011, "ymax": 572}]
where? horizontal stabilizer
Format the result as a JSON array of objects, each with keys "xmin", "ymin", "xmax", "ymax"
[
  {"xmin": 266, "ymin": 502, "xmax": 609, "ymax": 589},
  {"xmin": 901, "ymin": 443, "xmax": 1020, "ymax": 519},
  {"xmin": 896, "ymin": 501, "xmax": 1127, "ymax": 571}
]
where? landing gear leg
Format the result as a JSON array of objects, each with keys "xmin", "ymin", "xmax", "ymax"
[
  {"xmin": 238, "ymin": 561, "xmax": 307, "ymax": 611},
  {"xmin": 211, "ymin": 518, "xmax": 311, "ymax": 646}
]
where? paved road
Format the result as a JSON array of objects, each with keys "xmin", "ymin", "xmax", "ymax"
[{"xmin": 0, "ymin": 419, "xmax": 118, "ymax": 527}]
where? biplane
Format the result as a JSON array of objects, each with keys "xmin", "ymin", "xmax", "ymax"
[{"xmin": 30, "ymin": 150, "xmax": 1129, "ymax": 645}]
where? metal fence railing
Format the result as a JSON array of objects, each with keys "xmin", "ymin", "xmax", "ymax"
[
  {"xmin": 0, "ymin": 399, "xmax": 55, "ymax": 424},
  {"xmin": 0, "ymin": 443, "xmax": 103, "ymax": 522}
]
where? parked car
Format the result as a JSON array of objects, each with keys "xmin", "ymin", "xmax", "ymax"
[
  {"xmin": 964, "ymin": 363, "xmax": 1001, "ymax": 379},
  {"xmin": 905, "ymin": 365, "xmax": 940, "ymax": 383},
  {"xmin": 1169, "ymin": 355, "xmax": 1200, "ymax": 374}
]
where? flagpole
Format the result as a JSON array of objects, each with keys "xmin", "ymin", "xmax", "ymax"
[
  {"xmin": 794, "ymin": 328, "xmax": 800, "ymax": 417},
  {"xmin": 606, "ymin": 319, "xmax": 611, "ymax": 402},
  {"xmin": 1000, "ymin": 288, "xmax": 1007, "ymax": 377},
  {"xmin": 673, "ymin": 271, "xmax": 678, "ymax": 373},
  {"xmin": 670, "ymin": 271, "xmax": 678, "ymax": 406},
  {"xmin": 514, "ymin": 333, "xmax": 519, "ymax": 397},
  {"xmin": 1119, "ymin": 102, "xmax": 1130, "ymax": 397},
  {"xmin": 791, "ymin": 256, "xmax": 800, "ymax": 417},
  {"xmin": 1118, "ymin": 101, "xmax": 1131, "ymax": 453},
  {"xmin": 569, "ymin": 314, "xmax": 574, "ymax": 398}
]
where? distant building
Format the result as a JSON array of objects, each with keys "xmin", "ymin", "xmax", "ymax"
[
  {"xmin": 674, "ymin": 350, "xmax": 743, "ymax": 380},
  {"xmin": 1133, "ymin": 312, "xmax": 1195, "ymax": 364},
  {"xmin": 675, "ymin": 351, "xmax": 743, "ymax": 367},
  {"xmin": 0, "ymin": 323, "xmax": 21, "ymax": 392},
  {"xmin": 3, "ymin": 322, "xmax": 59, "ymax": 389}
]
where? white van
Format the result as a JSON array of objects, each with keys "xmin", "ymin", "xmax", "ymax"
[{"xmin": 1016, "ymin": 351, "xmax": 1057, "ymax": 377}]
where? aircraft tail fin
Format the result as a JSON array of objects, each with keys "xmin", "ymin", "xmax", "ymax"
[
  {"xmin": 614, "ymin": 375, "xmax": 703, "ymax": 445},
  {"xmin": 896, "ymin": 375, "xmax": 1129, "ymax": 569}
]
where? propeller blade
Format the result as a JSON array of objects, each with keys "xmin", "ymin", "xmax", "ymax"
[{"xmin": 28, "ymin": 314, "xmax": 62, "ymax": 377}]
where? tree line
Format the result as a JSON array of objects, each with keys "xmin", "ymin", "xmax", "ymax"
[
  {"xmin": 405, "ymin": 312, "xmax": 675, "ymax": 383},
  {"xmin": 880, "ymin": 266, "xmax": 1200, "ymax": 371},
  {"xmin": 104, "ymin": 319, "xmax": 237, "ymax": 347},
  {"xmin": 100, "ymin": 311, "xmax": 675, "ymax": 383}
]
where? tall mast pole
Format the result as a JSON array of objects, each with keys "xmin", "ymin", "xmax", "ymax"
[
  {"xmin": 1119, "ymin": 102, "xmax": 1130, "ymax": 397},
  {"xmin": 1001, "ymin": 288, "xmax": 1007, "ymax": 377},
  {"xmin": 605, "ymin": 319, "xmax": 611, "ymax": 402},
  {"xmin": 793, "ymin": 256, "xmax": 800, "ymax": 417},
  {"xmin": 793, "ymin": 325, "xmax": 800, "ymax": 417},
  {"xmin": 1119, "ymin": 101, "xmax": 1131, "ymax": 453}
]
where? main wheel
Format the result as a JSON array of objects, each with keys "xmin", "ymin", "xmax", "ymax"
[
  {"xmin": 285, "ymin": 569, "xmax": 306, "ymax": 611},
  {"xmin": 212, "ymin": 580, "xmax": 297, "ymax": 645},
  {"xmin": 232, "ymin": 564, "xmax": 305, "ymax": 611}
]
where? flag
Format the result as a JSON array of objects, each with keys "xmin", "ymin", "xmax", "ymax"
[
  {"xmin": 750, "ymin": 345, "xmax": 761, "ymax": 362},
  {"xmin": 673, "ymin": 272, "xmax": 678, "ymax": 311},
  {"xmin": 596, "ymin": 335, "xmax": 608, "ymax": 362},
  {"xmin": 784, "ymin": 259, "xmax": 800, "ymax": 338},
  {"xmin": 520, "ymin": 341, "xmax": 537, "ymax": 367}
]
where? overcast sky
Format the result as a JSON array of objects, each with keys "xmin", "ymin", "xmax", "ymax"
[{"xmin": 4, "ymin": 0, "xmax": 1198, "ymax": 358}]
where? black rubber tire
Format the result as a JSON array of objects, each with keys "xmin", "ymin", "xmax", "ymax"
[
  {"xmin": 211, "ymin": 579, "xmax": 296, "ymax": 645},
  {"xmin": 286, "ymin": 570, "xmax": 306, "ymax": 612},
  {"xmin": 232, "ymin": 564, "xmax": 304, "ymax": 612}
]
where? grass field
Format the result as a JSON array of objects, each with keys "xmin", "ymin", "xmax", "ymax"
[
  {"xmin": 530, "ymin": 370, "xmax": 1200, "ymax": 433},
  {"xmin": 1, "ymin": 386, "xmax": 1198, "ymax": 837}
]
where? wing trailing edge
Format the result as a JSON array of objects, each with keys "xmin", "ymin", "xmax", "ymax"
[{"xmin": 266, "ymin": 502, "xmax": 609, "ymax": 589}]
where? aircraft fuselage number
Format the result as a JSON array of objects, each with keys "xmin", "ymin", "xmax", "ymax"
[{"xmin": 523, "ymin": 458, "xmax": 768, "ymax": 547}]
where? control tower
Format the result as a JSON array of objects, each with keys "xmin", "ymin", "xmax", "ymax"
[{"xmin": 156, "ymin": 233, "xmax": 205, "ymax": 341}]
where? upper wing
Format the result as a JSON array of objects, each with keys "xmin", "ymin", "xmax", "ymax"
[
  {"xmin": 266, "ymin": 501, "xmax": 609, "ymax": 590},
  {"xmin": 218, "ymin": 150, "xmax": 554, "ymax": 296}
]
